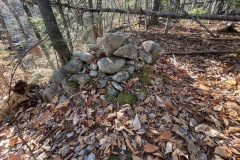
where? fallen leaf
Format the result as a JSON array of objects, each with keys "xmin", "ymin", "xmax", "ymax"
[
  {"xmin": 144, "ymin": 143, "xmax": 159, "ymax": 153},
  {"xmin": 133, "ymin": 114, "xmax": 141, "ymax": 130},
  {"xmin": 159, "ymin": 131, "xmax": 172, "ymax": 140},
  {"xmin": 132, "ymin": 155, "xmax": 142, "ymax": 160},
  {"xmin": 195, "ymin": 124, "xmax": 220, "ymax": 137},
  {"xmin": 214, "ymin": 146, "xmax": 230, "ymax": 158},
  {"xmin": 228, "ymin": 126, "xmax": 240, "ymax": 133},
  {"xmin": 73, "ymin": 113, "xmax": 80, "ymax": 125},
  {"xmin": 165, "ymin": 142, "xmax": 173, "ymax": 154},
  {"xmin": 135, "ymin": 135, "xmax": 142, "ymax": 146}
]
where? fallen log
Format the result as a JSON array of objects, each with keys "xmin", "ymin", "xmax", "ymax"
[
  {"xmin": 163, "ymin": 50, "xmax": 240, "ymax": 55},
  {"xmin": 51, "ymin": 3, "xmax": 240, "ymax": 22}
]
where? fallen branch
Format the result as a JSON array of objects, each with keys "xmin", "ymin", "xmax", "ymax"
[
  {"xmin": 50, "ymin": 3, "xmax": 240, "ymax": 21},
  {"xmin": 164, "ymin": 50, "xmax": 240, "ymax": 55}
]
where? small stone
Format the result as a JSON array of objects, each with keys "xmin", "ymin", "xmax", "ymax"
[
  {"xmin": 105, "ymin": 85, "xmax": 119, "ymax": 102},
  {"xmin": 102, "ymin": 32, "xmax": 125, "ymax": 56},
  {"xmin": 59, "ymin": 95, "xmax": 68, "ymax": 103},
  {"xmin": 69, "ymin": 74, "xmax": 91, "ymax": 85},
  {"xmin": 123, "ymin": 65, "xmax": 135, "ymax": 74},
  {"xmin": 112, "ymin": 71, "xmax": 130, "ymax": 82},
  {"xmin": 134, "ymin": 87, "xmax": 148, "ymax": 101},
  {"xmin": 86, "ymin": 153, "xmax": 96, "ymax": 160},
  {"xmin": 139, "ymin": 51, "xmax": 153, "ymax": 64},
  {"xmin": 90, "ymin": 70, "xmax": 98, "ymax": 77},
  {"xmin": 43, "ymin": 84, "xmax": 59, "ymax": 102},
  {"xmin": 64, "ymin": 59, "xmax": 83, "ymax": 73},
  {"xmin": 142, "ymin": 40, "xmax": 161, "ymax": 59},
  {"xmin": 73, "ymin": 51, "xmax": 95, "ymax": 63},
  {"xmin": 89, "ymin": 63, "xmax": 97, "ymax": 70},
  {"xmin": 134, "ymin": 60, "xmax": 145, "ymax": 70},
  {"xmin": 113, "ymin": 44, "xmax": 137, "ymax": 59},
  {"xmin": 111, "ymin": 81, "xmax": 123, "ymax": 91},
  {"xmin": 96, "ymin": 79, "xmax": 108, "ymax": 89},
  {"xmin": 97, "ymin": 57, "xmax": 126, "ymax": 74},
  {"xmin": 98, "ymin": 72, "xmax": 107, "ymax": 78}
]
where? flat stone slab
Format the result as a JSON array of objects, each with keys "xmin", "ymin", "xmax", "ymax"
[
  {"xmin": 73, "ymin": 51, "xmax": 95, "ymax": 63},
  {"xmin": 113, "ymin": 44, "xmax": 137, "ymax": 59},
  {"xmin": 97, "ymin": 57, "xmax": 126, "ymax": 74}
]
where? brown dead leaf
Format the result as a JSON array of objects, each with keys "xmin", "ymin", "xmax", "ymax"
[
  {"xmin": 55, "ymin": 101, "xmax": 69, "ymax": 109},
  {"xmin": 144, "ymin": 143, "xmax": 159, "ymax": 153},
  {"xmin": 9, "ymin": 137, "xmax": 18, "ymax": 147},
  {"xmin": 132, "ymin": 155, "xmax": 142, "ymax": 160},
  {"xmin": 160, "ymin": 131, "xmax": 172, "ymax": 140},
  {"xmin": 135, "ymin": 135, "xmax": 142, "ymax": 146},
  {"xmin": 214, "ymin": 146, "xmax": 231, "ymax": 158},
  {"xmin": 31, "ymin": 45, "xmax": 42, "ymax": 58},
  {"xmin": 133, "ymin": 114, "xmax": 141, "ymax": 130},
  {"xmin": 228, "ymin": 126, "xmax": 240, "ymax": 133},
  {"xmin": 125, "ymin": 137, "xmax": 135, "ymax": 152},
  {"xmin": 87, "ymin": 120, "xmax": 95, "ymax": 127}
]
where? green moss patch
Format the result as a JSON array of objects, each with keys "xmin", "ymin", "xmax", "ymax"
[
  {"xmin": 142, "ymin": 67, "xmax": 153, "ymax": 75},
  {"xmin": 139, "ymin": 76, "xmax": 151, "ymax": 85},
  {"xmin": 117, "ymin": 92, "xmax": 137, "ymax": 105},
  {"xmin": 134, "ymin": 87, "xmax": 148, "ymax": 101}
]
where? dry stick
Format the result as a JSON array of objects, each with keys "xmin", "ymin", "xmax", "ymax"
[
  {"xmin": 170, "ymin": 0, "xmax": 215, "ymax": 37},
  {"xmin": 164, "ymin": 50, "xmax": 240, "ymax": 55},
  {"xmin": 4, "ymin": 36, "xmax": 49, "ymax": 160}
]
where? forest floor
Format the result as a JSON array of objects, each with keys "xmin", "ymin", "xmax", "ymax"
[{"xmin": 0, "ymin": 20, "xmax": 240, "ymax": 160}]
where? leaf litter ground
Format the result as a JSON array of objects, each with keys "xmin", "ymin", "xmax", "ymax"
[{"xmin": 0, "ymin": 20, "xmax": 240, "ymax": 160}]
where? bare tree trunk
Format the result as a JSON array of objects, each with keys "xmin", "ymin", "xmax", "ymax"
[
  {"xmin": 145, "ymin": 0, "xmax": 149, "ymax": 29},
  {"xmin": 149, "ymin": 0, "xmax": 160, "ymax": 25},
  {"xmin": 0, "ymin": 8, "xmax": 15, "ymax": 51},
  {"xmin": 57, "ymin": 0, "xmax": 74, "ymax": 51},
  {"xmin": 36, "ymin": 0, "xmax": 72, "ymax": 65},
  {"xmin": 89, "ymin": 0, "xmax": 97, "ymax": 43},
  {"xmin": 2, "ymin": 0, "xmax": 28, "ymax": 41},
  {"xmin": 164, "ymin": 0, "xmax": 171, "ymax": 34},
  {"xmin": 20, "ymin": 0, "xmax": 55, "ymax": 70}
]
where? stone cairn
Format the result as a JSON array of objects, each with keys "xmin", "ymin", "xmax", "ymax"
[{"xmin": 43, "ymin": 31, "xmax": 161, "ymax": 104}]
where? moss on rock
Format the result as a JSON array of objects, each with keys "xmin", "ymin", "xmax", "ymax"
[
  {"xmin": 139, "ymin": 76, "xmax": 151, "ymax": 85},
  {"xmin": 117, "ymin": 92, "xmax": 137, "ymax": 105}
]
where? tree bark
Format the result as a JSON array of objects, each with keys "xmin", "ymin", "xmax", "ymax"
[
  {"xmin": 56, "ymin": 0, "xmax": 74, "ymax": 51},
  {"xmin": 0, "ymin": 8, "xmax": 15, "ymax": 51},
  {"xmin": 36, "ymin": 0, "xmax": 72, "ymax": 65},
  {"xmin": 149, "ymin": 0, "xmax": 160, "ymax": 25},
  {"xmin": 20, "ymin": 0, "xmax": 55, "ymax": 70},
  {"xmin": 2, "ymin": 0, "xmax": 28, "ymax": 41}
]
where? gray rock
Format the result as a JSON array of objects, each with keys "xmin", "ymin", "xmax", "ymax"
[
  {"xmin": 134, "ymin": 60, "xmax": 145, "ymax": 70},
  {"xmin": 134, "ymin": 87, "xmax": 148, "ymax": 101},
  {"xmin": 89, "ymin": 70, "xmax": 98, "ymax": 77},
  {"xmin": 69, "ymin": 74, "xmax": 91, "ymax": 85},
  {"xmin": 89, "ymin": 63, "xmax": 97, "ymax": 70},
  {"xmin": 88, "ymin": 44, "xmax": 99, "ymax": 51},
  {"xmin": 43, "ymin": 84, "xmax": 59, "ymax": 102},
  {"xmin": 111, "ymin": 81, "xmax": 123, "ymax": 91},
  {"xmin": 142, "ymin": 40, "xmax": 161, "ymax": 59},
  {"xmin": 96, "ymin": 79, "xmax": 108, "ymax": 89},
  {"xmin": 123, "ymin": 65, "xmax": 135, "ymax": 74},
  {"xmin": 112, "ymin": 71, "xmax": 130, "ymax": 82},
  {"xmin": 102, "ymin": 32, "xmax": 125, "ymax": 56},
  {"xmin": 115, "ymin": 31, "xmax": 128, "ymax": 39},
  {"xmin": 139, "ymin": 51, "xmax": 153, "ymax": 64},
  {"xmin": 64, "ymin": 59, "xmax": 83, "ymax": 74},
  {"xmin": 73, "ymin": 51, "xmax": 95, "ymax": 63},
  {"xmin": 105, "ymin": 84, "xmax": 119, "ymax": 102},
  {"xmin": 113, "ymin": 44, "xmax": 137, "ymax": 59},
  {"xmin": 61, "ymin": 79, "xmax": 79, "ymax": 94},
  {"xmin": 50, "ymin": 68, "xmax": 68, "ymax": 85},
  {"xmin": 98, "ymin": 72, "xmax": 107, "ymax": 78},
  {"xmin": 97, "ymin": 57, "xmax": 126, "ymax": 74}
]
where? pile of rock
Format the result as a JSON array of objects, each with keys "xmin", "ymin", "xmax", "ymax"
[{"xmin": 43, "ymin": 31, "xmax": 161, "ymax": 104}]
